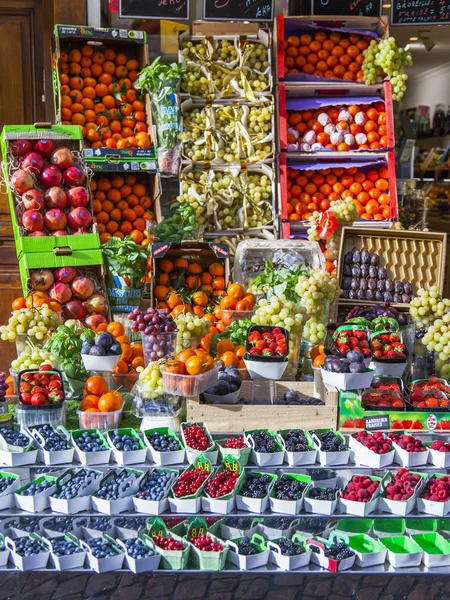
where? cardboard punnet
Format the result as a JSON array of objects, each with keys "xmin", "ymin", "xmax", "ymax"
[
  {"xmin": 144, "ymin": 427, "xmax": 186, "ymax": 466},
  {"xmin": 276, "ymin": 429, "xmax": 317, "ymax": 467},
  {"xmin": 267, "ymin": 534, "xmax": 311, "ymax": 570},
  {"xmin": 71, "ymin": 429, "xmax": 111, "ymax": 466},
  {"xmin": 133, "ymin": 468, "xmax": 178, "ymax": 515},
  {"xmin": 306, "ymin": 536, "xmax": 355, "ymax": 572},
  {"xmin": 0, "ymin": 427, "xmax": 38, "ymax": 467},
  {"xmin": 269, "ymin": 473, "xmax": 311, "ymax": 516},
  {"xmin": 28, "ymin": 424, "xmax": 74, "ymax": 466},
  {"xmin": 80, "ymin": 534, "xmax": 125, "ymax": 573},
  {"xmin": 378, "ymin": 470, "xmax": 428, "ymax": 516},
  {"xmin": 0, "ymin": 471, "xmax": 21, "ymax": 511},
  {"xmin": 245, "ymin": 429, "xmax": 285, "ymax": 467},
  {"xmin": 226, "ymin": 533, "xmax": 270, "ymax": 570},
  {"xmin": 349, "ymin": 432, "xmax": 395, "ymax": 468},
  {"xmin": 416, "ymin": 474, "xmax": 450, "ymax": 517},
  {"xmin": 307, "ymin": 429, "xmax": 350, "ymax": 466},
  {"xmin": 168, "ymin": 456, "xmax": 213, "ymax": 514},
  {"xmin": 181, "ymin": 422, "xmax": 218, "ymax": 465},
  {"xmin": 14, "ymin": 475, "xmax": 58, "ymax": 513},
  {"xmin": 5, "ymin": 533, "xmax": 50, "ymax": 571},
  {"xmin": 330, "ymin": 531, "xmax": 387, "ymax": 568},
  {"xmin": 49, "ymin": 468, "xmax": 103, "ymax": 514},
  {"xmin": 339, "ymin": 474, "xmax": 383, "ymax": 517},
  {"xmin": 43, "ymin": 532, "xmax": 87, "ymax": 571},
  {"xmin": 92, "ymin": 468, "xmax": 144, "ymax": 515},
  {"xmin": 116, "ymin": 535, "xmax": 161, "ymax": 573},
  {"xmin": 235, "ymin": 471, "xmax": 278, "ymax": 513},
  {"xmin": 411, "ymin": 532, "xmax": 450, "ymax": 568},
  {"xmin": 106, "ymin": 428, "xmax": 147, "ymax": 466},
  {"xmin": 380, "ymin": 535, "xmax": 423, "ymax": 568}
]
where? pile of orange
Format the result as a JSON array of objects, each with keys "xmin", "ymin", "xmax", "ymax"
[
  {"xmin": 286, "ymin": 165, "xmax": 391, "ymax": 222},
  {"xmin": 79, "ymin": 375, "xmax": 123, "ymax": 413},
  {"xmin": 218, "ymin": 283, "xmax": 256, "ymax": 325},
  {"xmin": 163, "ymin": 348, "xmax": 216, "ymax": 395},
  {"xmin": 283, "ymin": 30, "xmax": 373, "ymax": 81},
  {"xmin": 154, "ymin": 259, "xmax": 227, "ymax": 311},
  {"xmin": 57, "ymin": 44, "xmax": 151, "ymax": 149},
  {"xmin": 11, "ymin": 293, "xmax": 61, "ymax": 313},
  {"xmin": 91, "ymin": 173, "xmax": 153, "ymax": 245}
]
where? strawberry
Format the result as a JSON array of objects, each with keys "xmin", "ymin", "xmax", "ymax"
[
  {"xmin": 255, "ymin": 340, "xmax": 267, "ymax": 351},
  {"xmin": 249, "ymin": 347, "xmax": 262, "ymax": 355},
  {"xmin": 19, "ymin": 382, "xmax": 32, "ymax": 394},
  {"xmin": 262, "ymin": 348, "xmax": 274, "ymax": 356},
  {"xmin": 248, "ymin": 331, "xmax": 261, "ymax": 345},
  {"xmin": 337, "ymin": 334, "xmax": 349, "ymax": 345},
  {"xmin": 272, "ymin": 328, "xmax": 282, "ymax": 336},
  {"xmin": 262, "ymin": 332, "xmax": 274, "ymax": 342},
  {"xmin": 268, "ymin": 341, "xmax": 277, "ymax": 351},
  {"xmin": 392, "ymin": 342, "xmax": 406, "ymax": 353},
  {"xmin": 359, "ymin": 340, "xmax": 369, "ymax": 349},
  {"xmin": 371, "ymin": 338, "xmax": 382, "ymax": 349},
  {"xmin": 31, "ymin": 393, "xmax": 47, "ymax": 406},
  {"xmin": 21, "ymin": 393, "xmax": 31, "ymax": 404},
  {"xmin": 361, "ymin": 348, "xmax": 372, "ymax": 356},
  {"xmin": 338, "ymin": 344, "xmax": 350, "ymax": 355},
  {"xmin": 48, "ymin": 380, "xmax": 62, "ymax": 390},
  {"xmin": 389, "ymin": 333, "xmax": 401, "ymax": 343},
  {"xmin": 39, "ymin": 364, "xmax": 52, "ymax": 372},
  {"xmin": 354, "ymin": 330, "xmax": 367, "ymax": 340},
  {"xmin": 49, "ymin": 390, "xmax": 64, "ymax": 403}
]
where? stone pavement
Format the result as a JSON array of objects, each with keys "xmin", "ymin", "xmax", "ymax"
[{"xmin": 0, "ymin": 572, "xmax": 448, "ymax": 600}]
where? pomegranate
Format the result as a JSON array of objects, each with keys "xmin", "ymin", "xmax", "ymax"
[
  {"xmin": 22, "ymin": 189, "xmax": 45, "ymax": 211},
  {"xmin": 45, "ymin": 186, "xmax": 67, "ymax": 209},
  {"xmin": 63, "ymin": 165, "xmax": 86, "ymax": 187},
  {"xmin": 29, "ymin": 269, "xmax": 54, "ymax": 291},
  {"xmin": 11, "ymin": 169, "xmax": 34, "ymax": 194},
  {"xmin": 85, "ymin": 313, "xmax": 107, "ymax": 330},
  {"xmin": 40, "ymin": 165, "xmax": 62, "ymax": 189},
  {"xmin": 67, "ymin": 207, "xmax": 92, "ymax": 230},
  {"xmin": 71, "ymin": 276, "xmax": 95, "ymax": 300},
  {"xmin": 22, "ymin": 209, "xmax": 44, "ymax": 233},
  {"xmin": 84, "ymin": 294, "xmax": 106, "ymax": 314},
  {"xmin": 63, "ymin": 299, "xmax": 87, "ymax": 320},
  {"xmin": 51, "ymin": 147, "xmax": 74, "ymax": 170},
  {"xmin": 52, "ymin": 230, "xmax": 68, "ymax": 236},
  {"xmin": 44, "ymin": 208, "xmax": 67, "ymax": 231},
  {"xmin": 67, "ymin": 186, "xmax": 89, "ymax": 208},
  {"xmin": 33, "ymin": 139, "xmax": 54, "ymax": 157},
  {"xmin": 74, "ymin": 229, "xmax": 88, "ymax": 234},
  {"xmin": 50, "ymin": 282, "xmax": 72, "ymax": 304},
  {"xmin": 54, "ymin": 267, "xmax": 76, "ymax": 283},
  {"xmin": 29, "ymin": 231, "xmax": 47, "ymax": 237},
  {"xmin": 10, "ymin": 140, "xmax": 32, "ymax": 156},
  {"xmin": 21, "ymin": 152, "xmax": 45, "ymax": 176}
]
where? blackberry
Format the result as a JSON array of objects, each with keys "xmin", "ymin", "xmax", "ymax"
[
  {"xmin": 278, "ymin": 429, "xmax": 309, "ymax": 452},
  {"xmin": 273, "ymin": 475, "xmax": 307, "ymax": 501},
  {"xmin": 224, "ymin": 517, "xmax": 254, "ymax": 529},
  {"xmin": 249, "ymin": 431, "xmax": 280, "ymax": 453},
  {"xmin": 310, "ymin": 431, "xmax": 348, "ymax": 452},
  {"xmin": 307, "ymin": 487, "xmax": 337, "ymax": 501},
  {"xmin": 324, "ymin": 542, "xmax": 354, "ymax": 560},
  {"xmin": 236, "ymin": 536, "xmax": 261, "ymax": 556},
  {"xmin": 278, "ymin": 537, "xmax": 306, "ymax": 556},
  {"xmin": 240, "ymin": 473, "xmax": 272, "ymax": 498},
  {"xmin": 267, "ymin": 517, "xmax": 295, "ymax": 530}
]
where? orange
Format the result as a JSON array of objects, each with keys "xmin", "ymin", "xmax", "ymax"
[
  {"xmin": 80, "ymin": 395, "xmax": 101, "ymax": 411},
  {"xmin": 98, "ymin": 390, "xmax": 123, "ymax": 412},
  {"xmin": 185, "ymin": 355, "xmax": 205, "ymax": 376},
  {"xmin": 107, "ymin": 321, "xmax": 125, "ymax": 338},
  {"xmin": 177, "ymin": 349, "xmax": 196, "ymax": 363},
  {"xmin": 227, "ymin": 283, "xmax": 244, "ymax": 300},
  {"xmin": 209, "ymin": 262, "xmax": 224, "ymax": 276},
  {"xmin": 159, "ymin": 259, "xmax": 174, "ymax": 273},
  {"xmin": 187, "ymin": 262, "xmax": 202, "ymax": 275},
  {"xmin": 131, "ymin": 357, "xmax": 145, "ymax": 369},
  {"xmin": 212, "ymin": 276, "xmax": 225, "ymax": 290},
  {"xmin": 113, "ymin": 360, "xmax": 129, "ymax": 375},
  {"xmin": 221, "ymin": 351, "xmax": 238, "ymax": 367},
  {"xmin": 154, "ymin": 285, "xmax": 169, "ymax": 301},
  {"xmin": 84, "ymin": 408, "xmax": 100, "ymax": 413},
  {"xmin": 85, "ymin": 375, "xmax": 107, "ymax": 396},
  {"xmin": 217, "ymin": 339, "xmax": 234, "ymax": 354}
]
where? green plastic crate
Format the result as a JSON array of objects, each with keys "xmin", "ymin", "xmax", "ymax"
[{"xmin": 1, "ymin": 124, "xmax": 100, "ymax": 258}]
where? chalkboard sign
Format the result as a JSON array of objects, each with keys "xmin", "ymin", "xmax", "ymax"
[
  {"xmin": 203, "ymin": 0, "xmax": 274, "ymax": 21},
  {"xmin": 391, "ymin": 0, "xmax": 450, "ymax": 25},
  {"xmin": 119, "ymin": 0, "xmax": 190, "ymax": 20},
  {"xmin": 312, "ymin": 0, "xmax": 381, "ymax": 17},
  {"xmin": 364, "ymin": 415, "xmax": 390, "ymax": 431}
]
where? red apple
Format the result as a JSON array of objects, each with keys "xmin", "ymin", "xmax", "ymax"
[
  {"xmin": 84, "ymin": 294, "xmax": 106, "ymax": 314},
  {"xmin": 44, "ymin": 208, "xmax": 67, "ymax": 231},
  {"xmin": 63, "ymin": 299, "xmax": 87, "ymax": 320},
  {"xmin": 54, "ymin": 267, "xmax": 76, "ymax": 283},
  {"xmin": 45, "ymin": 186, "xmax": 67, "ymax": 209},
  {"xmin": 11, "ymin": 169, "xmax": 34, "ymax": 194},
  {"xmin": 85, "ymin": 314, "xmax": 107, "ymax": 330},
  {"xmin": 51, "ymin": 147, "xmax": 74, "ymax": 170},
  {"xmin": 22, "ymin": 189, "xmax": 45, "ymax": 211},
  {"xmin": 22, "ymin": 209, "xmax": 44, "ymax": 233},
  {"xmin": 67, "ymin": 186, "xmax": 89, "ymax": 208},
  {"xmin": 67, "ymin": 207, "xmax": 92, "ymax": 230},
  {"xmin": 10, "ymin": 140, "xmax": 32, "ymax": 156},
  {"xmin": 33, "ymin": 139, "xmax": 55, "ymax": 157},
  {"xmin": 50, "ymin": 282, "xmax": 72, "ymax": 304},
  {"xmin": 63, "ymin": 165, "xmax": 86, "ymax": 187},
  {"xmin": 71, "ymin": 276, "xmax": 95, "ymax": 300},
  {"xmin": 40, "ymin": 165, "xmax": 62, "ymax": 189},
  {"xmin": 21, "ymin": 152, "xmax": 45, "ymax": 176}
]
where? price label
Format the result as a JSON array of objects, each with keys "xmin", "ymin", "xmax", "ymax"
[
  {"xmin": 195, "ymin": 455, "xmax": 212, "ymax": 473},
  {"xmin": 223, "ymin": 454, "xmax": 241, "ymax": 474},
  {"xmin": 187, "ymin": 517, "xmax": 208, "ymax": 541},
  {"xmin": 147, "ymin": 517, "xmax": 168, "ymax": 539}
]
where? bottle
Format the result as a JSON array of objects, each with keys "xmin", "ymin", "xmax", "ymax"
[
  {"xmin": 444, "ymin": 106, "xmax": 450, "ymax": 135},
  {"xmin": 433, "ymin": 104, "xmax": 445, "ymax": 136}
]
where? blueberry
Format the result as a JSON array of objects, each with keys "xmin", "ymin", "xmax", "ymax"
[
  {"xmin": 31, "ymin": 425, "xmax": 70, "ymax": 451},
  {"xmin": 14, "ymin": 536, "xmax": 45, "ymax": 556},
  {"xmin": 124, "ymin": 538, "xmax": 155, "ymax": 559},
  {"xmin": 19, "ymin": 479, "xmax": 54, "ymax": 496},
  {"xmin": 111, "ymin": 431, "xmax": 141, "ymax": 452},
  {"xmin": 9, "ymin": 517, "xmax": 41, "ymax": 533},
  {"xmin": 75, "ymin": 432, "xmax": 107, "ymax": 453},
  {"xmin": 53, "ymin": 469, "xmax": 97, "ymax": 500},
  {"xmin": 0, "ymin": 476, "xmax": 15, "ymax": 494},
  {"xmin": 146, "ymin": 432, "xmax": 181, "ymax": 452},
  {"xmin": 135, "ymin": 471, "xmax": 172, "ymax": 502},
  {"xmin": 95, "ymin": 470, "xmax": 139, "ymax": 501},
  {"xmin": 87, "ymin": 537, "xmax": 119, "ymax": 558},
  {"xmin": 52, "ymin": 539, "xmax": 83, "ymax": 557},
  {"xmin": 115, "ymin": 517, "xmax": 146, "ymax": 530},
  {"xmin": 1, "ymin": 429, "xmax": 30, "ymax": 447},
  {"xmin": 88, "ymin": 517, "xmax": 112, "ymax": 532},
  {"xmin": 43, "ymin": 517, "xmax": 74, "ymax": 533}
]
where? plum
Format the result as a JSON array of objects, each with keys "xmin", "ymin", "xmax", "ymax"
[
  {"xmin": 89, "ymin": 345, "xmax": 106, "ymax": 356},
  {"xmin": 351, "ymin": 278, "xmax": 359, "ymax": 290},
  {"xmin": 393, "ymin": 294, "xmax": 402, "ymax": 303},
  {"xmin": 370, "ymin": 254, "xmax": 379, "ymax": 266},
  {"xmin": 378, "ymin": 267, "xmax": 387, "ymax": 280},
  {"xmin": 377, "ymin": 279, "xmax": 385, "ymax": 292},
  {"xmin": 109, "ymin": 343, "xmax": 122, "ymax": 355},
  {"xmin": 361, "ymin": 250, "xmax": 371, "ymax": 264},
  {"xmin": 352, "ymin": 250, "xmax": 361, "ymax": 264},
  {"xmin": 213, "ymin": 380, "xmax": 231, "ymax": 395},
  {"xmin": 368, "ymin": 278, "xmax": 377, "ymax": 291},
  {"xmin": 349, "ymin": 290, "xmax": 357, "ymax": 300},
  {"xmin": 81, "ymin": 340, "xmax": 95, "ymax": 354},
  {"xmin": 394, "ymin": 281, "xmax": 404, "ymax": 294},
  {"xmin": 375, "ymin": 291, "xmax": 384, "ymax": 301},
  {"xmin": 357, "ymin": 290, "xmax": 366, "ymax": 300},
  {"xmin": 283, "ymin": 390, "xmax": 301, "ymax": 402},
  {"xmin": 341, "ymin": 290, "xmax": 349, "ymax": 298},
  {"xmin": 383, "ymin": 292, "xmax": 393, "ymax": 302},
  {"xmin": 335, "ymin": 359, "xmax": 350, "ymax": 373},
  {"xmin": 404, "ymin": 282, "xmax": 412, "ymax": 295},
  {"xmin": 385, "ymin": 279, "xmax": 394, "ymax": 292},
  {"xmin": 366, "ymin": 290, "xmax": 375, "ymax": 300},
  {"xmin": 344, "ymin": 252, "xmax": 353, "ymax": 265},
  {"xmin": 360, "ymin": 264, "xmax": 369, "ymax": 278},
  {"xmin": 359, "ymin": 279, "xmax": 368, "ymax": 291},
  {"xmin": 95, "ymin": 332, "xmax": 114, "ymax": 348},
  {"xmin": 349, "ymin": 362, "xmax": 365, "ymax": 373},
  {"xmin": 352, "ymin": 265, "xmax": 361, "ymax": 278},
  {"xmin": 343, "ymin": 264, "xmax": 352, "ymax": 277},
  {"xmin": 347, "ymin": 350, "xmax": 364, "ymax": 363},
  {"xmin": 369, "ymin": 266, "xmax": 378, "ymax": 278},
  {"xmin": 402, "ymin": 294, "xmax": 411, "ymax": 303},
  {"xmin": 342, "ymin": 277, "xmax": 351, "ymax": 290}
]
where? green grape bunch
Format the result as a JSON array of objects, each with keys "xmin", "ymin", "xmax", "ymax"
[{"xmin": 362, "ymin": 37, "xmax": 412, "ymax": 101}]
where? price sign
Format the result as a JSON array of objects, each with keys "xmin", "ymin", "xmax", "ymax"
[
  {"xmin": 312, "ymin": 0, "xmax": 381, "ymax": 16},
  {"xmin": 391, "ymin": 0, "xmax": 450, "ymax": 25},
  {"xmin": 147, "ymin": 517, "xmax": 168, "ymax": 539},
  {"xmin": 119, "ymin": 0, "xmax": 190, "ymax": 20},
  {"xmin": 364, "ymin": 415, "xmax": 390, "ymax": 431},
  {"xmin": 203, "ymin": 0, "xmax": 274, "ymax": 21},
  {"xmin": 186, "ymin": 517, "xmax": 208, "ymax": 540},
  {"xmin": 223, "ymin": 455, "xmax": 241, "ymax": 474},
  {"xmin": 195, "ymin": 455, "xmax": 212, "ymax": 473}
]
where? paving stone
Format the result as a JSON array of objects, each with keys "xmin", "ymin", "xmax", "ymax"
[
  {"xmin": 145, "ymin": 576, "xmax": 177, "ymax": 597},
  {"xmin": 356, "ymin": 590, "xmax": 383, "ymax": 600},
  {"xmin": 173, "ymin": 578, "xmax": 209, "ymax": 600},
  {"xmin": 361, "ymin": 575, "xmax": 392, "ymax": 588},
  {"xmin": 386, "ymin": 576, "xmax": 416, "ymax": 597},
  {"xmin": 208, "ymin": 578, "xmax": 237, "ymax": 593},
  {"xmin": 273, "ymin": 575, "xmax": 305, "ymax": 586},
  {"xmin": 111, "ymin": 584, "xmax": 143, "ymax": 600},
  {"xmin": 205, "ymin": 593, "xmax": 233, "ymax": 600},
  {"xmin": 22, "ymin": 574, "xmax": 58, "ymax": 599},
  {"xmin": 303, "ymin": 578, "xmax": 332, "ymax": 597},
  {"xmin": 408, "ymin": 582, "xmax": 442, "ymax": 600},
  {"xmin": 332, "ymin": 575, "xmax": 360, "ymax": 596},
  {"xmin": 52, "ymin": 574, "xmax": 89, "ymax": 598},
  {"xmin": 234, "ymin": 577, "xmax": 270, "ymax": 599},
  {"xmin": 178, "ymin": 574, "xmax": 210, "ymax": 581},
  {"xmin": 265, "ymin": 587, "xmax": 298, "ymax": 600},
  {"xmin": 85, "ymin": 573, "xmax": 119, "ymax": 596}
]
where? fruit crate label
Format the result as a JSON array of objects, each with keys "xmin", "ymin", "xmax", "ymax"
[
  {"xmin": 364, "ymin": 415, "xmax": 390, "ymax": 431},
  {"xmin": 55, "ymin": 25, "xmax": 145, "ymax": 41},
  {"xmin": 186, "ymin": 517, "xmax": 208, "ymax": 540},
  {"xmin": 148, "ymin": 517, "xmax": 168, "ymax": 538},
  {"xmin": 83, "ymin": 147, "xmax": 156, "ymax": 159},
  {"xmin": 195, "ymin": 455, "xmax": 212, "ymax": 473},
  {"xmin": 223, "ymin": 455, "xmax": 242, "ymax": 474}
]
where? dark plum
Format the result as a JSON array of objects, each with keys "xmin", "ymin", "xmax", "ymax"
[
  {"xmin": 352, "ymin": 265, "xmax": 361, "ymax": 278},
  {"xmin": 349, "ymin": 290, "xmax": 357, "ymax": 300},
  {"xmin": 352, "ymin": 250, "xmax": 361, "ymax": 264},
  {"xmin": 402, "ymin": 294, "xmax": 411, "ymax": 303},
  {"xmin": 344, "ymin": 252, "xmax": 353, "ymax": 265},
  {"xmin": 349, "ymin": 362, "xmax": 365, "ymax": 373},
  {"xmin": 347, "ymin": 350, "xmax": 364, "ymax": 363},
  {"xmin": 385, "ymin": 280, "xmax": 394, "ymax": 292},
  {"xmin": 370, "ymin": 255, "xmax": 379, "ymax": 266},
  {"xmin": 360, "ymin": 264, "xmax": 369, "ymax": 278},
  {"xmin": 341, "ymin": 289, "xmax": 349, "ymax": 298},
  {"xmin": 377, "ymin": 279, "xmax": 385, "ymax": 292},
  {"xmin": 369, "ymin": 266, "xmax": 378, "ymax": 278},
  {"xmin": 378, "ymin": 267, "xmax": 387, "ymax": 279},
  {"xmin": 343, "ymin": 264, "xmax": 352, "ymax": 277},
  {"xmin": 342, "ymin": 277, "xmax": 351, "ymax": 290},
  {"xmin": 368, "ymin": 278, "xmax": 377, "ymax": 291},
  {"xmin": 404, "ymin": 282, "xmax": 412, "ymax": 295},
  {"xmin": 383, "ymin": 292, "xmax": 393, "ymax": 302},
  {"xmin": 350, "ymin": 278, "xmax": 359, "ymax": 290},
  {"xmin": 375, "ymin": 291, "xmax": 384, "ymax": 301},
  {"xmin": 359, "ymin": 279, "xmax": 368, "ymax": 291},
  {"xmin": 357, "ymin": 290, "xmax": 366, "ymax": 300},
  {"xmin": 366, "ymin": 290, "xmax": 375, "ymax": 300},
  {"xmin": 393, "ymin": 294, "xmax": 402, "ymax": 303}
]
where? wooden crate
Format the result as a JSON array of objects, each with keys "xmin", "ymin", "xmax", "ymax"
[{"xmin": 186, "ymin": 381, "xmax": 338, "ymax": 433}]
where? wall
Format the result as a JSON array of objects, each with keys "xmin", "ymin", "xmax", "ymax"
[{"xmin": 403, "ymin": 63, "xmax": 450, "ymax": 112}]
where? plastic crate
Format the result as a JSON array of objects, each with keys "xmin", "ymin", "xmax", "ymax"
[{"xmin": 15, "ymin": 403, "xmax": 67, "ymax": 428}]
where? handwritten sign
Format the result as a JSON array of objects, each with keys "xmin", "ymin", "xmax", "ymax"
[
  {"xmin": 312, "ymin": 0, "xmax": 381, "ymax": 16},
  {"xmin": 194, "ymin": 455, "xmax": 212, "ymax": 473},
  {"xmin": 119, "ymin": 0, "xmax": 190, "ymax": 21},
  {"xmin": 391, "ymin": 0, "xmax": 450, "ymax": 25},
  {"xmin": 147, "ymin": 517, "xmax": 168, "ymax": 538},
  {"xmin": 364, "ymin": 415, "xmax": 390, "ymax": 431},
  {"xmin": 203, "ymin": 0, "xmax": 274, "ymax": 21},
  {"xmin": 186, "ymin": 517, "xmax": 208, "ymax": 540}
]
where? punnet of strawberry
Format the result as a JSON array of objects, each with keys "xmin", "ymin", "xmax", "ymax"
[
  {"xmin": 332, "ymin": 325, "xmax": 371, "ymax": 360},
  {"xmin": 411, "ymin": 377, "xmax": 450, "ymax": 398},
  {"xmin": 370, "ymin": 331, "xmax": 407, "ymax": 360},
  {"xmin": 18, "ymin": 365, "xmax": 64, "ymax": 407},
  {"xmin": 408, "ymin": 389, "xmax": 450, "ymax": 409},
  {"xmin": 246, "ymin": 326, "xmax": 288, "ymax": 360},
  {"xmin": 361, "ymin": 389, "xmax": 404, "ymax": 408},
  {"xmin": 371, "ymin": 378, "xmax": 403, "ymax": 396}
]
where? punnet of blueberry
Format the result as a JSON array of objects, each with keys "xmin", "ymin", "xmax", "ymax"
[
  {"xmin": 96, "ymin": 470, "xmax": 139, "ymax": 501},
  {"xmin": 240, "ymin": 473, "xmax": 272, "ymax": 499},
  {"xmin": 135, "ymin": 471, "xmax": 172, "ymax": 501},
  {"xmin": 115, "ymin": 517, "xmax": 146, "ymax": 530},
  {"xmin": 0, "ymin": 476, "xmax": 15, "ymax": 494},
  {"xmin": 19, "ymin": 479, "xmax": 54, "ymax": 496},
  {"xmin": 9, "ymin": 517, "xmax": 41, "ymax": 533},
  {"xmin": 32, "ymin": 425, "xmax": 70, "ymax": 451},
  {"xmin": 75, "ymin": 432, "xmax": 107, "ymax": 452},
  {"xmin": 42, "ymin": 517, "xmax": 74, "ymax": 533},
  {"xmin": 277, "ymin": 538, "xmax": 306, "ymax": 556},
  {"xmin": 147, "ymin": 431, "xmax": 181, "ymax": 452},
  {"xmin": 52, "ymin": 539, "xmax": 83, "ymax": 557},
  {"xmin": 1, "ymin": 429, "xmax": 30, "ymax": 447},
  {"xmin": 310, "ymin": 430, "xmax": 348, "ymax": 452},
  {"xmin": 278, "ymin": 429, "xmax": 310, "ymax": 452},
  {"xmin": 88, "ymin": 517, "xmax": 112, "ymax": 531},
  {"xmin": 124, "ymin": 538, "xmax": 155, "ymax": 558},
  {"xmin": 110, "ymin": 431, "xmax": 141, "ymax": 452},
  {"xmin": 235, "ymin": 536, "xmax": 261, "ymax": 556},
  {"xmin": 87, "ymin": 537, "xmax": 120, "ymax": 558},
  {"xmin": 307, "ymin": 487, "xmax": 337, "ymax": 501},
  {"xmin": 273, "ymin": 475, "xmax": 307, "ymax": 501},
  {"xmin": 14, "ymin": 536, "xmax": 45, "ymax": 557},
  {"xmin": 52, "ymin": 470, "xmax": 97, "ymax": 500},
  {"xmin": 249, "ymin": 431, "xmax": 281, "ymax": 453}
]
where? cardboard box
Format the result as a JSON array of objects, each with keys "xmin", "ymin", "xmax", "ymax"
[{"xmin": 49, "ymin": 468, "xmax": 103, "ymax": 514}]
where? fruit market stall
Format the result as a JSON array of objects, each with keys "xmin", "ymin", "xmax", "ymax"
[{"xmin": 3, "ymin": 12, "xmax": 450, "ymax": 580}]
